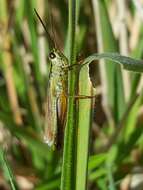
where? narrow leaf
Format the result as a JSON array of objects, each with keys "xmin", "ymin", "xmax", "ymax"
[
  {"xmin": 0, "ymin": 149, "xmax": 18, "ymax": 190},
  {"xmin": 83, "ymin": 53, "xmax": 143, "ymax": 73}
]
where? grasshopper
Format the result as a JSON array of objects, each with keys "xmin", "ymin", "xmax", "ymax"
[{"xmin": 35, "ymin": 10, "xmax": 69, "ymax": 149}]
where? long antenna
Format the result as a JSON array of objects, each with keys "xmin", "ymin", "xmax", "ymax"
[
  {"xmin": 34, "ymin": 8, "xmax": 55, "ymax": 49},
  {"xmin": 48, "ymin": 4, "xmax": 58, "ymax": 50}
]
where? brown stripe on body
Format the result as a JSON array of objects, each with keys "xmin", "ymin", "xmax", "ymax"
[{"xmin": 56, "ymin": 92, "xmax": 67, "ymax": 149}]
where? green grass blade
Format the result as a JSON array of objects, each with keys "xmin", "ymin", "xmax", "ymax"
[
  {"xmin": 0, "ymin": 149, "xmax": 18, "ymax": 190},
  {"xmin": 114, "ymin": 92, "xmax": 143, "ymax": 164},
  {"xmin": 130, "ymin": 29, "xmax": 143, "ymax": 98},
  {"xmin": 61, "ymin": 0, "xmax": 78, "ymax": 190},
  {"xmin": 123, "ymin": 94, "xmax": 143, "ymax": 142},
  {"xmin": 93, "ymin": 0, "xmax": 125, "ymax": 122},
  {"xmin": 35, "ymin": 176, "xmax": 60, "ymax": 190},
  {"xmin": 25, "ymin": 1, "xmax": 44, "ymax": 98},
  {"xmin": 88, "ymin": 153, "xmax": 107, "ymax": 171},
  {"xmin": 75, "ymin": 64, "xmax": 94, "ymax": 190},
  {"xmin": 106, "ymin": 163, "xmax": 116, "ymax": 190},
  {"xmin": 83, "ymin": 53, "xmax": 143, "ymax": 72}
]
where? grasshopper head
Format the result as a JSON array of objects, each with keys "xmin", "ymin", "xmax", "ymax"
[{"xmin": 48, "ymin": 49, "xmax": 68, "ymax": 67}]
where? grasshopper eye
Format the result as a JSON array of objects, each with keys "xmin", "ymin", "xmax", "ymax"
[{"xmin": 49, "ymin": 52, "xmax": 56, "ymax": 59}]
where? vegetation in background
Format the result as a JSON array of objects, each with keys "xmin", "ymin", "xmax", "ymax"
[{"xmin": 0, "ymin": 0, "xmax": 143, "ymax": 190}]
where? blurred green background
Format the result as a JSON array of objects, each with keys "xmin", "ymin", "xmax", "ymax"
[{"xmin": 0, "ymin": 0, "xmax": 143, "ymax": 189}]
